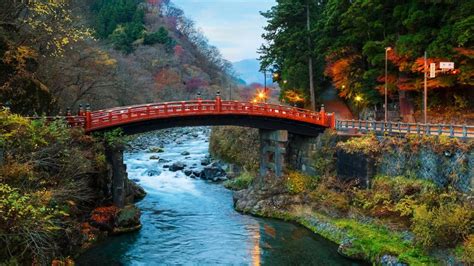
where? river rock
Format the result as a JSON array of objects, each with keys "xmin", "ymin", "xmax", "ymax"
[
  {"xmin": 201, "ymin": 157, "xmax": 211, "ymax": 166},
  {"xmin": 202, "ymin": 164, "xmax": 226, "ymax": 181},
  {"xmin": 128, "ymin": 180, "xmax": 146, "ymax": 202},
  {"xmin": 181, "ymin": 151, "xmax": 190, "ymax": 156},
  {"xmin": 113, "ymin": 205, "xmax": 142, "ymax": 234},
  {"xmin": 169, "ymin": 162, "xmax": 186, "ymax": 171},
  {"xmin": 192, "ymin": 170, "xmax": 202, "ymax": 177},
  {"xmin": 189, "ymin": 174, "xmax": 197, "ymax": 179},
  {"xmin": 148, "ymin": 147, "xmax": 164, "ymax": 153},
  {"xmin": 150, "ymin": 155, "xmax": 160, "ymax": 160},
  {"xmin": 144, "ymin": 169, "xmax": 161, "ymax": 176},
  {"xmin": 163, "ymin": 165, "xmax": 170, "ymax": 168},
  {"xmin": 158, "ymin": 158, "xmax": 170, "ymax": 163},
  {"xmin": 184, "ymin": 169, "xmax": 192, "ymax": 176}
]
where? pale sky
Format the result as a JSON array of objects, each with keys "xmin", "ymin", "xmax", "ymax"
[{"xmin": 172, "ymin": 0, "xmax": 276, "ymax": 62}]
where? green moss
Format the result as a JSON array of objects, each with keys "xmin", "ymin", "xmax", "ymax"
[{"xmin": 334, "ymin": 219, "xmax": 437, "ymax": 265}]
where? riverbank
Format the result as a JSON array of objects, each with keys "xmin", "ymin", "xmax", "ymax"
[
  {"xmin": 210, "ymin": 126, "xmax": 473, "ymax": 265},
  {"xmin": 77, "ymin": 126, "xmax": 363, "ymax": 265},
  {"xmin": 0, "ymin": 110, "xmax": 145, "ymax": 264},
  {"xmin": 232, "ymin": 174, "xmax": 435, "ymax": 265}
]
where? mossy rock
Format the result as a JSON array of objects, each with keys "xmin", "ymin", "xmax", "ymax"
[{"xmin": 115, "ymin": 205, "xmax": 141, "ymax": 229}]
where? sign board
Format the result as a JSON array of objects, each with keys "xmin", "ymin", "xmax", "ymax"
[
  {"xmin": 430, "ymin": 63, "xmax": 436, "ymax": 78},
  {"xmin": 440, "ymin": 62, "xmax": 454, "ymax": 70}
]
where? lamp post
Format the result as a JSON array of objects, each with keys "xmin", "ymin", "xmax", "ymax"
[{"xmin": 384, "ymin": 47, "xmax": 392, "ymax": 122}]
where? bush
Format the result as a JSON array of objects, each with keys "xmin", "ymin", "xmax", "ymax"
[
  {"xmin": 285, "ymin": 171, "xmax": 316, "ymax": 194},
  {"xmin": 412, "ymin": 203, "xmax": 472, "ymax": 249},
  {"xmin": 459, "ymin": 235, "xmax": 474, "ymax": 264},
  {"xmin": 224, "ymin": 171, "xmax": 254, "ymax": 190},
  {"xmin": 0, "ymin": 110, "xmax": 107, "ymax": 264},
  {"xmin": 312, "ymin": 129, "xmax": 338, "ymax": 178},
  {"xmin": 209, "ymin": 126, "xmax": 259, "ymax": 173},
  {"xmin": 337, "ymin": 133, "xmax": 380, "ymax": 156}
]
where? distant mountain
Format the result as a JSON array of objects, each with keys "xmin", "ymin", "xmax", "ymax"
[{"xmin": 233, "ymin": 58, "xmax": 272, "ymax": 85}]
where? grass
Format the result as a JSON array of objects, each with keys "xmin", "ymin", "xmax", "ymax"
[{"xmin": 223, "ymin": 171, "xmax": 254, "ymax": 190}]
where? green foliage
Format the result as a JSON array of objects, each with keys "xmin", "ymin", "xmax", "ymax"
[
  {"xmin": 143, "ymin": 27, "xmax": 176, "ymax": 50},
  {"xmin": 337, "ymin": 133, "xmax": 380, "ymax": 156},
  {"xmin": 92, "ymin": 0, "xmax": 145, "ymax": 53},
  {"xmin": 209, "ymin": 127, "xmax": 259, "ymax": 173},
  {"xmin": 0, "ymin": 110, "xmax": 106, "ymax": 264},
  {"xmin": 285, "ymin": 171, "xmax": 316, "ymax": 194},
  {"xmin": 224, "ymin": 171, "xmax": 254, "ymax": 190},
  {"xmin": 412, "ymin": 203, "xmax": 472, "ymax": 249},
  {"xmin": 312, "ymin": 129, "xmax": 338, "ymax": 178},
  {"xmin": 335, "ymin": 219, "xmax": 437, "ymax": 265},
  {"xmin": 94, "ymin": 128, "xmax": 128, "ymax": 149},
  {"xmin": 458, "ymin": 235, "xmax": 474, "ymax": 264},
  {"xmin": 260, "ymin": 0, "xmax": 474, "ymax": 107}
]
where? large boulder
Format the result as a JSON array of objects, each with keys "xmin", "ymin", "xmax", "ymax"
[
  {"xmin": 169, "ymin": 162, "xmax": 186, "ymax": 172},
  {"xmin": 113, "ymin": 205, "xmax": 142, "ymax": 234}
]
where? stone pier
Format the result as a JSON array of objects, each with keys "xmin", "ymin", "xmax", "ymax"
[{"xmin": 259, "ymin": 130, "xmax": 288, "ymax": 177}]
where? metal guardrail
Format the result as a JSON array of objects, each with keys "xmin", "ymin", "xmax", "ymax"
[{"xmin": 336, "ymin": 120, "xmax": 474, "ymax": 138}]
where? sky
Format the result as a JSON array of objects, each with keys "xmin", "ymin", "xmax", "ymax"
[{"xmin": 172, "ymin": 0, "xmax": 276, "ymax": 62}]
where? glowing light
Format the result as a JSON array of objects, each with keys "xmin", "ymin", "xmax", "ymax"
[
  {"xmin": 355, "ymin": 95, "xmax": 362, "ymax": 102},
  {"xmin": 386, "ymin": 47, "xmax": 392, "ymax": 51}
]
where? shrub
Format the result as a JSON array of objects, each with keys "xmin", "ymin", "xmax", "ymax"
[
  {"xmin": 209, "ymin": 126, "xmax": 259, "ymax": 173},
  {"xmin": 312, "ymin": 129, "xmax": 338, "ymax": 178},
  {"xmin": 336, "ymin": 133, "xmax": 380, "ymax": 156},
  {"xmin": 224, "ymin": 171, "xmax": 254, "ymax": 190},
  {"xmin": 412, "ymin": 203, "xmax": 472, "ymax": 249},
  {"xmin": 285, "ymin": 171, "xmax": 316, "ymax": 194},
  {"xmin": 0, "ymin": 110, "xmax": 107, "ymax": 263},
  {"xmin": 459, "ymin": 235, "xmax": 474, "ymax": 264}
]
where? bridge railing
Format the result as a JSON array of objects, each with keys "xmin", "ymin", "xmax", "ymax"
[
  {"xmin": 84, "ymin": 98, "xmax": 335, "ymax": 131},
  {"xmin": 336, "ymin": 119, "xmax": 474, "ymax": 138}
]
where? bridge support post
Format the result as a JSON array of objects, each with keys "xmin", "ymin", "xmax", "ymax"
[
  {"xmin": 106, "ymin": 146, "xmax": 127, "ymax": 208},
  {"xmin": 259, "ymin": 130, "xmax": 288, "ymax": 178}
]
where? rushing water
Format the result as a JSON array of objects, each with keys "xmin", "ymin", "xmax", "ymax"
[{"xmin": 77, "ymin": 128, "xmax": 365, "ymax": 265}]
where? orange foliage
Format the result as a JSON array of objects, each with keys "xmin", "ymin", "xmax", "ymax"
[
  {"xmin": 90, "ymin": 206, "xmax": 118, "ymax": 225},
  {"xmin": 324, "ymin": 57, "xmax": 356, "ymax": 98}
]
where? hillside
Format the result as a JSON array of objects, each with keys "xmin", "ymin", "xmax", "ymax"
[{"xmin": 0, "ymin": 0, "xmax": 238, "ymax": 115}]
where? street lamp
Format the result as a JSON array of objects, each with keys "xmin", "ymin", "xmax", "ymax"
[{"xmin": 384, "ymin": 47, "xmax": 392, "ymax": 122}]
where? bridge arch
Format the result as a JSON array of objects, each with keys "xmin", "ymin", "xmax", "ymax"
[{"xmin": 71, "ymin": 96, "xmax": 335, "ymax": 137}]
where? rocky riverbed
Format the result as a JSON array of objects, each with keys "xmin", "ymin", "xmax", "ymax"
[
  {"xmin": 77, "ymin": 127, "xmax": 363, "ymax": 265},
  {"xmin": 127, "ymin": 127, "xmax": 229, "ymax": 182}
]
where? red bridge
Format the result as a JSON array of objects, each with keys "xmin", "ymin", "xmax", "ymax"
[{"xmin": 66, "ymin": 95, "xmax": 335, "ymax": 136}]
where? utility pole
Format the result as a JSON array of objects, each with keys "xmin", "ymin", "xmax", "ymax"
[
  {"xmin": 424, "ymin": 51, "xmax": 428, "ymax": 124},
  {"xmin": 307, "ymin": 3, "xmax": 315, "ymax": 111},
  {"xmin": 384, "ymin": 47, "xmax": 392, "ymax": 122}
]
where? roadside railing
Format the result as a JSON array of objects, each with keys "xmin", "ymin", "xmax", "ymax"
[{"xmin": 336, "ymin": 120, "xmax": 474, "ymax": 138}]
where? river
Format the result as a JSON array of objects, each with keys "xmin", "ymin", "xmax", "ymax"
[{"xmin": 77, "ymin": 128, "xmax": 364, "ymax": 265}]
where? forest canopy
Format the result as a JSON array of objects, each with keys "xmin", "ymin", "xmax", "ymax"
[{"xmin": 260, "ymin": 0, "xmax": 473, "ymax": 110}]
